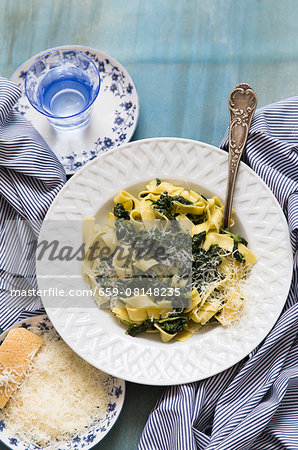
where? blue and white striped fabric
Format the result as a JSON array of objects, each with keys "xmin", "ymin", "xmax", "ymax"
[
  {"xmin": 0, "ymin": 77, "xmax": 66, "ymax": 330},
  {"xmin": 139, "ymin": 97, "xmax": 298, "ymax": 450}
]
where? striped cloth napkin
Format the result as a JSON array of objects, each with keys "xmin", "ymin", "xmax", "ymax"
[
  {"xmin": 0, "ymin": 77, "xmax": 66, "ymax": 330},
  {"xmin": 139, "ymin": 99, "xmax": 298, "ymax": 450}
]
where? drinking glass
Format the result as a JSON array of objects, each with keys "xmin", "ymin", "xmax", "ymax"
[{"xmin": 25, "ymin": 49, "xmax": 101, "ymax": 129}]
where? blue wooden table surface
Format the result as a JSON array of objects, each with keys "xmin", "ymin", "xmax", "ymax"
[{"xmin": 1, "ymin": 0, "xmax": 298, "ymax": 448}]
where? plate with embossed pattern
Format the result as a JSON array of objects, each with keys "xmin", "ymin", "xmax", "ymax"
[
  {"xmin": 36, "ymin": 138, "xmax": 293, "ymax": 385},
  {"xmin": 10, "ymin": 45, "xmax": 139, "ymax": 174}
]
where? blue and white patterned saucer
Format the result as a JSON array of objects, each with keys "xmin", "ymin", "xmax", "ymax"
[
  {"xmin": 11, "ymin": 45, "xmax": 139, "ymax": 174},
  {"xmin": 0, "ymin": 315, "xmax": 126, "ymax": 450}
]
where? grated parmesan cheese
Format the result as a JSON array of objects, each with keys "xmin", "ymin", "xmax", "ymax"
[
  {"xmin": 0, "ymin": 367, "xmax": 23, "ymax": 398},
  {"xmin": 0, "ymin": 326, "xmax": 111, "ymax": 448}
]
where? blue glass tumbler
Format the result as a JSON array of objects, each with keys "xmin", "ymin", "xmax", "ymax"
[{"xmin": 25, "ymin": 49, "xmax": 101, "ymax": 129}]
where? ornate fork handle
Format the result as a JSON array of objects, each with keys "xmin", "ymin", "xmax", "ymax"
[{"xmin": 222, "ymin": 83, "xmax": 257, "ymax": 230}]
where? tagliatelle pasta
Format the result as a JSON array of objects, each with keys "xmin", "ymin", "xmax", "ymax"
[{"xmin": 83, "ymin": 179, "xmax": 257, "ymax": 343}]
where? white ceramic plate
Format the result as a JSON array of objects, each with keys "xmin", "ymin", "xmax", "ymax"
[
  {"xmin": 36, "ymin": 138, "xmax": 293, "ymax": 385},
  {"xmin": 0, "ymin": 315, "xmax": 125, "ymax": 450},
  {"xmin": 10, "ymin": 45, "xmax": 139, "ymax": 174}
]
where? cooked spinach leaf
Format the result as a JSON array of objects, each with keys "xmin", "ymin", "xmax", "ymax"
[
  {"xmin": 126, "ymin": 319, "xmax": 155, "ymax": 337},
  {"xmin": 221, "ymin": 229, "xmax": 248, "ymax": 247},
  {"xmin": 233, "ymin": 247, "xmax": 246, "ymax": 263},
  {"xmin": 192, "ymin": 231, "xmax": 207, "ymax": 253},
  {"xmin": 157, "ymin": 316, "xmax": 189, "ymax": 334},
  {"xmin": 151, "ymin": 193, "xmax": 195, "ymax": 219},
  {"xmin": 172, "ymin": 195, "xmax": 193, "ymax": 205},
  {"xmin": 186, "ymin": 213, "xmax": 206, "ymax": 224},
  {"xmin": 114, "ymin": 203, "xmax": 130, "ymax": 220},
  {"xmin": 125, "ymin": 315, "xmax": 189, "ymax": 337},
  {"xmin": 221, "ymin": 229, "xmax": 247, "ymax": 263},
  {"xmin": 115, "ymin": 219, "xmax": 136, "ymax": 243},
  {"xmin": 150, "ymin": 192, "xmax": 174, "ymax": 219},
  {"xmin": 192, "ymin": 244, "xmax": 223, "ymax": 288}
]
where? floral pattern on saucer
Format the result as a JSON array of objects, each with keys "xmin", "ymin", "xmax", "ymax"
[
  {"xmin": 11, "ymin": 46, "xmax": 139, "ymax": 174},
  {"xmin": 0, "ymin": 315, "xmax": 125, "ymax": 450}
]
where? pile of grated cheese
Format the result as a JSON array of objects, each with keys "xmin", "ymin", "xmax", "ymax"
[{"xmin": 0, "ymin": 326, "xmax": 111, "ymax": 448}]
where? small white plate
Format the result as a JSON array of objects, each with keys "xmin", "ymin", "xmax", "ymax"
[
  {"xmin": 36, "ymin": 138, "xmax": 293, "ymax": 385},
  {"xmin": 10, "ymin": 45, "xmax": 139, "ymax": 175},
  {"xmin": 0, "ymin": 315, "xmax": 125, "ymax": 450}
]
